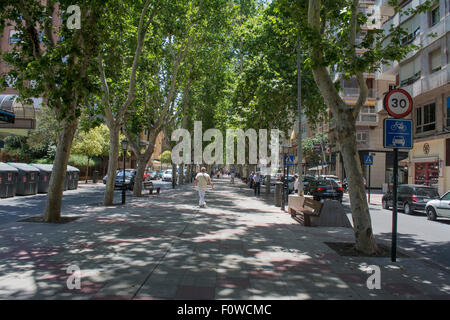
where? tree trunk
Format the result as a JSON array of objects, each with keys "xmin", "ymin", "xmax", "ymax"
[
  {"xmin": 85, "ymin": 156, "xmax": 90, "ymax": 183},
  {"xmin": 133, "ymin": 155, "xmax": 146, "ymax": 197},
  {"xmin": 172, "ymin": 163, "xmax": 177, "ymax": 188},
  {"xmin": 336, "ymin": 114, "xmax": 378, "ymax": 254},
  {"xmin": 43, "ymin": 118, "xmax": 78, "ymax": 222},
  {"xmin": 104, "ymin": 125, "xmax": 119, "ymax": 206}
]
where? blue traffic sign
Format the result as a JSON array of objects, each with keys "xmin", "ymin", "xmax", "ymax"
[
  {"xmin": 285, "ymin": 155, "xmax": 295, "ymax": 166},
  {"xmin": 364, "ymin": 155, "xmax": 373, "ymax": 166},
  {"xmin": 384, "ymin": 119, "xmax": 413, "ymax": 149}
]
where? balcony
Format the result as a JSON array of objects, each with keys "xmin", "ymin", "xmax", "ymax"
[
  {"xmin": 400, "ymin": 68, "xmax": 449, "ymax": 98},
  {"xmin": 341, "ymin": 88, "xmax": 378, "ymax": 99}
]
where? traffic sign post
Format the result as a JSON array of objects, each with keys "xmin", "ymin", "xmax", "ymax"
[
  {"xmin": 383, "ymin": 89, "xmax": 413, "ymax": 263},
  {"xmin": 285, "ymin": 155, "xmax": 295, "ymax": 166},
  {"xmin": 364, "ymin": 155, "xmax": 374, "ymax": 204}
]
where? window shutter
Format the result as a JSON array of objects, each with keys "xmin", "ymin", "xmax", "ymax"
[
  {"xmin": 400, "ymin": 60, "xmax": 414, "ymax": 81},
  {"xmin": 414, "ymin": 56, "xmax": 421, "ymax": 74},
  {"xmin": 430, "ymin": 49, "xmax": 441, "ymax": 71}
]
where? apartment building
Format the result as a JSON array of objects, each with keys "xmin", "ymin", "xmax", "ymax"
[
  {"xmin": 326, "ymin": 0, "xmax": 405, "ymax": 189},
  {"xmin": 378, "ymin": 0, "xmax": 450, "ymax": 195},
  {"xmin": 0, "ymin": 23, "xmax": 44, "ymax": 139}
]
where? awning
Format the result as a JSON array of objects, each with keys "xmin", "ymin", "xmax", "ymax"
[
  {"xmin": 308, "ymin": 165, "xmax": 328, "ymax": 171},
  {"xmin": 412, "ymin": 157, "xmax": 439, "ymax": 163}
]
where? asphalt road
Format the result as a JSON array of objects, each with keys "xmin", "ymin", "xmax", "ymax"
[{"xmin": 342, "ymin": 194, "xmax": 450, "ymax": 270}]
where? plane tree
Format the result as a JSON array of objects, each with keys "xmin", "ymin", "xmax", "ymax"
[{"xmin": 0, "ymin": 0, "xmax": 105, "ymax": 221}]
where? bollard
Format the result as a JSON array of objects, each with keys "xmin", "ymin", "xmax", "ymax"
[{"xmin": 274, "ymin": 182, "xmax": 282, "ymax": 207}]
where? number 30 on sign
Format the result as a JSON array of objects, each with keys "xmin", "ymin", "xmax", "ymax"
[{"xmin": 383, "ymin": 88, "xmax": 413, "ymax": 118}]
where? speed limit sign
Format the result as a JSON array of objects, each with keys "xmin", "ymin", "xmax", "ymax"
[{"xmin": 384, "ymin": 88, "xmax": 413, "ymax": 118}]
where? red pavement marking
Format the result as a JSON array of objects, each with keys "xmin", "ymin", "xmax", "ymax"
[
  {"xmin": 335, "ymin": 273, "xmax": 367, "ymax": 283},
  {"xmin": 216, "ymin": 277, "xmax": 250, "ymax": 289},
  {"xmin": 175, "ymin": 285, "xmax": 215, "ymax": 300},
  {"xmin": 384, "ymin": 282, "xmax": 422, "ymax": 295},
  {"xmin": 91, "ymin": 295, "xmax": 132, "ymax": 300}
]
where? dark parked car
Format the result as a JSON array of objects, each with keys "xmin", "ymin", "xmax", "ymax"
[
  {"xmin": 114, "ymin": 169, "xmax": 136, "ymax": 190},
  {"xmin": 382, "ymin": 184, "xmax": 440, "ymax": 214},
  {"xmin": 303, "ymin": 175, "xmax": 317, "ymax": 194},
  {"xmin": 309, "ymin": 179, "xmax": 343, "ymax": 202}
]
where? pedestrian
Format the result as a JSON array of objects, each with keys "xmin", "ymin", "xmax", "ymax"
[
  {"xmin": 249, "ymin": 171, "xmax": 254, "ymax": 189},
  {"xmin": 193, "ymin": 167, "xmax": 214, "ymax": 208},
  {"xmin": 294, "ymin": 174, "xmax": 299, "ymax": 194},
  {"xmin": 231, "ymin": 171, "xmax": 235, "ymax": 184},
  {"xmin": 253, "ymin": 172, "xmax": 261, "ymax": 196}
]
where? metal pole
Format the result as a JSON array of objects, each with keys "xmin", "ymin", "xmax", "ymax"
[
  {"xmin": 392, "ymin": 148, "xmax": 398, "ymax": 262},
  {"xmin": 281, "ymin": 154, "xmax": 286, "ymax": 211},
  {"xmin": 296, "ymin": 40, "xmax": 303, "ymax": 195},
  {"xmin": 286, "ymin": 163, "xmax": 289, "ymax": 205},
  {"xmin": 368, "ymin": 164, "xmax": 371, "ymax": 204},
  {"xmin": 122, "ymin": 152, "xmax": 126, "ymax": 204}
]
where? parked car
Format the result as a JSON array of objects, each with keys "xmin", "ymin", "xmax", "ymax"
[
  {"xmin": 162, "ymin": 169, "xmax": 173, "ymax": 182},
  {"xmin": 425, "ymin": 191, "xmax": 450, "ymax": 221},
  {"xmin": 382, "ymin": 184, "xmax": 440, "ymax": 214},
  {"xmin": 114, "ymin": 169, "xmax": 136, "ymax": 190},
  {"xmin": 302, "ymin": 175, "xmax": 317, "ymax": 194},
  {"xmin": 309, "ymin": 179, "xmax": 343, "ymax": 202},
  {"xmin": 103, "ymin": 170, "xmax": 120, "ymax": 184},
  {"xmin": 319, "ymin": 175, "xmax": 342, "ymax": 187},
  {"xmin": 149, "ymin": 171, "xmax": 161, "ymax": 180}
]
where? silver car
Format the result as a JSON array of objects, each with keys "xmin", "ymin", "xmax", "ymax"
[{"xmin": 425, "ymin": 191, "xmax": 450, "ymax": 221}]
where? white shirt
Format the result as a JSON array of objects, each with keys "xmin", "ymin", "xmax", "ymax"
[
  {"xmin": 196, "ymin": 173, "xmax": 210, "ymax": 190},
  {"xmin": 294, "ymin": 178, "xmax": 299, "ymax": 190}
]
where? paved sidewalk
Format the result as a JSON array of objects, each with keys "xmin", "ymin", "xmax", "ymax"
[{"xmin": 0, "ymin": 179, "xmax": 449, "ymax": 300}]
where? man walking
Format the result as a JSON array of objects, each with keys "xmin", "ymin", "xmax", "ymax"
[
  {"xmin": 193, "ymin": 167, "xmax": 214, "ymax": 208},
  {"xmin": 253, "ymin": 172, "xmax": 261, "ymax": 196}
]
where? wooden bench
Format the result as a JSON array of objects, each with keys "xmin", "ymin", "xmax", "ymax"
[
  {"xmin": 143, "ymin": 181, "xmax": 160, "ymax": 195},
  {"xmin": 289, "ymin": 197, "xmax": 324, "ymax": 227}
]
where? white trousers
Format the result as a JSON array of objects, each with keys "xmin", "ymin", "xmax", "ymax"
[{"xmin": 198, "ymin": 189, "xmax": 206, "ymax": 206}]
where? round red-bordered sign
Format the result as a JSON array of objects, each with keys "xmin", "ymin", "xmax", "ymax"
[{"xmin": 384, "ymin": 89, "xmax": 413, "ymax": 118}]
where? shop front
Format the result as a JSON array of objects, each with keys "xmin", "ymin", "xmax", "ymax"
[{"xmin": 408, "ymin": 138, "xmax": 448, "ymax": 195}]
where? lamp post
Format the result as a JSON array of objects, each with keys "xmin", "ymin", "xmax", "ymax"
[
  {"xmin": 121, "ymin": 138, "xmax": 128, "ymax": 204},
  {"xmin": 281, "ymin": 143, "xmax": 290, "ymax": 211}
]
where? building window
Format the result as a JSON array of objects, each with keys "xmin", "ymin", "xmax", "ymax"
[
  {"xmin": 400, "ymin": 14, "xmax": 420, "ymax": 45},
  {"xmin": 430, "ymin": 6, "xmax": 440, "ymax": 27},
  {"xmin": 430, "ymin": 49, "xmax": 441, "ymax": 73},
  {"xmin": 400, "ymin": 57, "xmax": 421, "ymax": 86},
  {"xmin": 416, "ymin": 103, "xmax": 436, "ymax": 134},
  {"xmin": 356, "ymin": 105, "xmax": 377, "ymax": 122},
  {"xmin": 9, "ymin": 30, "xmax": 20, "ymax": 44},
  {"xmin": 415, "ymin": 162, "xmax": 439, "ymax": 187},
  {"xmin": 356, "ymin": 131, "xmax": 368, "ymax": 145},
  {"xmin": 389, "ymin": 84, "xmax": 396, "ymax": 91},
  {"xmin": 447, "ymin": 97, "xmax": 450, "ymax": 127}
]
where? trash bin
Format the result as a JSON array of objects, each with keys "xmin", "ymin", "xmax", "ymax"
[
  {"xmin": 274, "ymin": 182, "xmax": 283, "ymax": 207},
  {"xmin": 93, "ymin": 170, "xmax": 99, "ymax": 183},
  {"xmin": 67, "ymin": 165, "xmax": 80, "ymax": 190},
  {"xmin": 30, "ymin": 164, "xmax": 53, "ymax": 193},
  {"xmin": 0, "ymin": 162, "xmax": 18, "ymax": 198},
  {"xmin": 8, "ymin": 163, "xmax": 39, "ymax": 196}
]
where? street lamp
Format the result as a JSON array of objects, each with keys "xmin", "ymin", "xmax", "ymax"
[
  {"xmin": 281, "ymin": 142, "xmax": 290, "ymax": 211},
  {"xmin": 121, "ymin": 138, "xmax": 128, "ymax": 204}
]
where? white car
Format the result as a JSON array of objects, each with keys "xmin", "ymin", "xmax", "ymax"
[
  {"xmin": 162, "ymin": 169, "xmax": 173, "ymax": 182},
  {"xmin": 425, "ymin": 191, "xmax": 450, "ymax": 221},
  {"xmin": 392, "ymin": 136, "xmax": 405, "ymax": 147}
]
